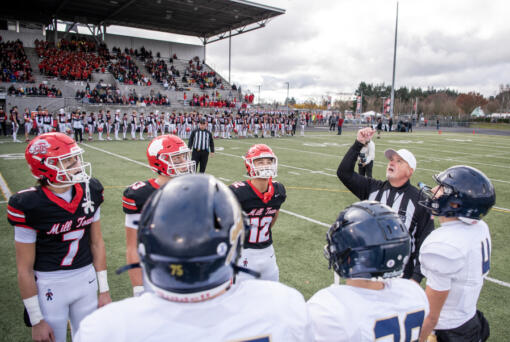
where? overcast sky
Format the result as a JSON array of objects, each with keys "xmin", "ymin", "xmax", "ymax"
[{"xmin": 109, "ymin": 0, "xmax": 510, "ymax": 103}]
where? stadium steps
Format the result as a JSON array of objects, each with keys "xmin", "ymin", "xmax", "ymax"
[
  {"xmin": 130, "ymin": 57, "xmax": 158, "ymax": 87},
  {"xmin": 91, "ymin": 72, "xmax": 117, "ymax": 86}
]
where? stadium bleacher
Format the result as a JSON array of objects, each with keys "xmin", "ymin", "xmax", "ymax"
[
  {"xmin": 2, "ymin": 34, "xmax": 243, "ymax": 114},
  {"xmin": 0, "ymin": 38, "xmax": 34, "ymax": 82}
]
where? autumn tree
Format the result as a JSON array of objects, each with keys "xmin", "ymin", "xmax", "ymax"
[{"xmin": 455, "ymin": 92, "xmax": 488, "ymax": 115}]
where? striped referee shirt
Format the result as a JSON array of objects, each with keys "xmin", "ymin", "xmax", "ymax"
[
  {"xmin": 188, "ymin": 128, "xmax": 215, "ymax": 153},
  {"xmin": 337, "ymin": 140, "xmax": 435, "ymax": 282}
]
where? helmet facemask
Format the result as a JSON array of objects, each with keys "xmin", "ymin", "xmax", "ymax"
[
  {"xmin": 246, "ymin": 155, "xmax": 278, "ymax": 178},
  {"xmin": 159, "ymin": 149, "xmax": 196, "ymax": 177},
  {"xmin": 44, "ymin": 147, "xmax": 92, "ymax": 187},
  {"xmin": 419, "ymin": 179, "xmax": 462, "ymax": 218}
]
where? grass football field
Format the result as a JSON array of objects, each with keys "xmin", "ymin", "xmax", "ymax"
[{"xmin": 0, "ymin": 129, "xmax": 509, "ymax": 341}]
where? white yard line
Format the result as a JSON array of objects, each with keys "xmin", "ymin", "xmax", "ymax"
[
  {"xmin": 0, "ymin": 172, "xmax": 13, "ymax": 200},
  {"xmin": 222, "ymin": 141, "xmax": 510, "ymax": 184},
  {"xmin": 303, "ymin": 134, "xmax": 510, "ymax": 156},
  {"xmin": 86, "ymin": 144, "xmax": 510, "ymax": 289},
  {"xmin": 279, "ymin": 209, "xmax": 330, "ymax": 228},
  {"xmin": 216, "ymin": 151, "xmax": 337, "ymax": 177},
  {"xmin": 82, "ymin": 143, "xmax": 151, "ymax": 169},
  {"xmin": 486, "ymin": 277, "xmax": 510, "ymax": 288}
]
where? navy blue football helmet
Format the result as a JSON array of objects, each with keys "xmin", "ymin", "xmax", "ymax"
[
  {"xmin": 137, "ymin": 174, "xmax": 249, "ymax": 302},
  {"xmin": 324, "ymin": 201, "xmax": 411, "ymax": 279},
  {"xmin": 418, "ymin": 165, "xmax": 495, "ymax": 221}
]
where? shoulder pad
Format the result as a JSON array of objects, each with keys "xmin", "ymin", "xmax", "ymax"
[
  {"xmin": 7, "ymin": 187, "xmax": 39, "ymax": 226},
  {"xmin": 88, "ymin": 178, "xmax": 104, "ymax": 192},
  {"xmin": 229, "ymin": 181, "xmax": 247, "ymax": 190},
  {"xmin": 420, "ymin": 240, "xmax": 464, "ymax": 276}
]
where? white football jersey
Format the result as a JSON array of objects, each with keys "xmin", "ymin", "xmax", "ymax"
[
  {"xmin": 307, "ymin": 278, "xmax": 429, "ymax": 342},
  {"xmin": 419, "ymin": 219, "xmax": 491, "ymax": 329},
  {"xmin": 76, "ymin": 279, "xmax": 312, "ymax": 342}
]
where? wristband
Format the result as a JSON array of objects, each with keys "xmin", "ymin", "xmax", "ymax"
[
  {"xmin": 96, "ymin": 270, "xmax": 109, "ymax": 293},
  {"xmin": 23, "ymin": 295, "xmax": 43, "ymax": 326},
  {"xmin": 133, "ymin": 286, "xmax": 145, "ymax": 297}
]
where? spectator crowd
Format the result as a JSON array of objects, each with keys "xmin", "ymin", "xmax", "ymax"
[
  {"xmin": 8, "ymin": 83, "xmax": 62, "ymax": 97},
  {"xmin": 0, "ymin": 38, "xmax": 34, "ymax": 82}
]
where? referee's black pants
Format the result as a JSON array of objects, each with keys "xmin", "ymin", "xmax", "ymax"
[
  {"xmin": 358, "ymin": 161, "xmax": 373, "ymax": 178},
  {"xmin": 192, "ymin": 149, "xmax": 209, "ymax": 173},
  {"xmin": 74, "ymin": 128, "xmax": 83, "ymax": 142}
]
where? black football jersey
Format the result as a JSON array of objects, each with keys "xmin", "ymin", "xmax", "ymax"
[
  {"xmin": 122, "ymin": 179, "xmax": 160, "ymax": 215},
  {"xmin": 229, "ymin": 180, "xmax": 286, "ymax": 249},
  {"xmin": 7, "ymin": 179, "xmax": 104, "ymax": 272}
]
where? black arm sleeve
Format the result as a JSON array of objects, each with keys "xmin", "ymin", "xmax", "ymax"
[
  {"xmin": 410, "ymin": 211, "xmax": 435, "ymax": 283},
  {"xmin": 337, "ymin": 140, "xmax": 373, "ymax": 200},
  {"xmin": 209, "ymin": 131, "xmax": 214, "ymax": 153},
  {"xmin": 187, "ymin": 130, "xmax": 195, "ymax": 149}
]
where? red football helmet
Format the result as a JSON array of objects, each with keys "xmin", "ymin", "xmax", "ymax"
[
  {"xmin": 146, "ymin": 135, "xmax": 196, "ymax": 177},
  {"xmin": 244, "ymin": 144, "xmax": 278, "ymax": 178},
  {"xmin": 186, "ymin": 127, "xmax": 191, "ymax": 132},
  {"xmin": 25, "ymin": 132, "xmax": 91, "ymax": 187}
]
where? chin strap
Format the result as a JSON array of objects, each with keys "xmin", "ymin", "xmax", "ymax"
[
  {"xmin": 116, "ymin": 263, "xmax": 141, "ymax": 275},
  {"xmin": 82, "ymin": 180, "xmax": 95, "ymax": 214},
  {"xmin": 232, "ymin": 263, "xmax": 261, "ymax": 278}
]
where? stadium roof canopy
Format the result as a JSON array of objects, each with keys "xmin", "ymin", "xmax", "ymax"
[{"xmin": 2, "ymin": 0, "xmax": 285, "ymax": 43}]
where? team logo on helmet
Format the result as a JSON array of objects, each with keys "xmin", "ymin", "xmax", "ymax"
[
  {"xmin": 147, "ymin": 138, "xmax": 164, "ymax": 157},
  {"xmin": 29, "ymin": 140, "xmax": 51, "ymax": 155}
]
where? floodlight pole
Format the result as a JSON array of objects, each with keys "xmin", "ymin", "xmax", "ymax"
[
  {"xmin": 258, "ymin": 85, "xmax": 261, "ymax": 105},
  {"xmin": 389, "ymin": 2, "xmax": 399, "ymax": 118},
  {"xmin": 285, "ymin": 82, "xmax": 290, "ymax": 113},
  {"xmin": 228, "ymin": 28, "xmax": 232, "ymax": 84}
]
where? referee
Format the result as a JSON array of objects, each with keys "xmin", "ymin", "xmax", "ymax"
[
  {"xmin": 337, "ymin": 127, "xmax": 434, "ymax": 282},
  {"xmin": 188, "ymin": 118, "xmax": 214, "ymax": 173}
]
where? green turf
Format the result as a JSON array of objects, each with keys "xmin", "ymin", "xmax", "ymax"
[
  {"xmin": 471, "ymin": 122, "xmax": 510, "ymax": 130},
  {"xmin": 0, "ymin": 130, "xmax": 509, "ymax": 341}
]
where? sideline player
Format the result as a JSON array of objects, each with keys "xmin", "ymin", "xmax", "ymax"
[
  {"xmin": 76, "ymin": 174, "xmax": 312, "ymax": 341},
  {"xmin": 122, "ymin": 135, "xmax": 195, "ymax": 296},
  {"xmin": 418, "ymin": 166, "xmax": 494, "ymax": 342},
  {"xmin": 229, "ymin": 144, "xmax": 286, "ymax": 282},
  {"xmin": 10, "ymin": 106, "xmax": 21, "ymax": 142},
  {"xmin": 7, "ymin": 132, "xmax": 111, "ymax": 342},
  {"xmin": 24, "ymin": 108, "xmax": 33, "ymax": 142},
  {"xmin": 307, "ymin": 201, "xmax": 429, "ymax": 341}
]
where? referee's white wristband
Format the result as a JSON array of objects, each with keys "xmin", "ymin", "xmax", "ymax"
[
  {"xmin": 96, "ymin": 270, "xmax": 109, "ymax": 293},
  {"xmin": 133, "ymin": 286, "xmax": 144, "ymax": 297},
  {"xmin": 23, "ymin": 295, "xmax": 43, "ymax": 326}
]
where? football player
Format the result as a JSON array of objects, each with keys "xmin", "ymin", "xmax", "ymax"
[
  {"xmin": 10, "ymin": 106, "xmax": 20, "ymax": 142},
  {"xmin": 418, "ymin": 166, "xmax": 494, "ymax": 342},
  {"xmin": 76, "ymin": 174, "xmax": 312, "ymax": 342},
  {"xmin": 7, "ymin": 132, "xmax": 111, "ymax": 342},
  {"xmin": 24, "ymin": 108, "xmax": 33, "ymax": 142},
  {"xmin": 113, "ymin": 109, "xmax": 121, "ymax": 140},
  {"xmin": 307, "ymin": 201, "xmax": 429, "ymax": 341},
  {"xmin": 122, "ymin": 135, "xmax": 195, "ymax": 296},
  {"xmin": 229, "ymin": 144, "xmax": 286, "ymax": 282}
]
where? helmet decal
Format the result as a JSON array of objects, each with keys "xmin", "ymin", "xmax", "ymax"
[{"xmin": 28, "ymin": 140, "xmax": 50, "ymax": 155}]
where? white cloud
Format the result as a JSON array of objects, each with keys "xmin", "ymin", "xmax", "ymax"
[
  {"xmin": 111, "ymin": 0, "xmax": 510, "ymax": 101},
  {"xmin": 205, "ymin": 0, "xmax": 510, "ymax": 101}
]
